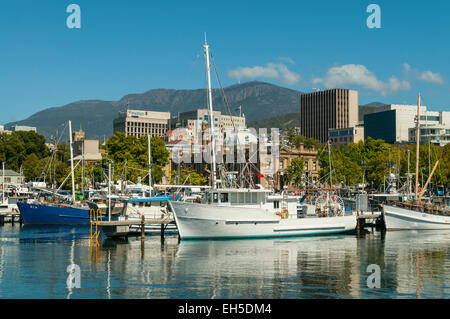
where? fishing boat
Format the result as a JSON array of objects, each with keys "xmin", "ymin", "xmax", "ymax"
[
  {"xmin": 17, "ymin": 121, "xmax": 111, "ymax": 225},
  {"xmin": 169, "ymin": 38, "xmax": 357, "ymax": 240},
  {"xmin": 383, "ymin": 94, "xmax": 450, "ymax": 230}
]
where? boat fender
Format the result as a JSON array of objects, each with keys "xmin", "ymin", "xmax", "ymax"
[{"xmin": 281, "ymin": 208, "xmax": 289, "ymax": 219}]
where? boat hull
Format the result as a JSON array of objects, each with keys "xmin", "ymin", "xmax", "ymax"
[
  {"xmin": 17, "ymin": 202, "xmax": 105, "ymax": 225},
  {"xmin": 383, "ymin": 204, "xmax": 450, "ymax": 230},
  {"xmin": 169, "ymin": 201, "xmax": 356, "ymax": 240}
]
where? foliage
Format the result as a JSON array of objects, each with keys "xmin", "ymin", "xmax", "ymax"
[
  {"xmin": 285, "ymin": 157, "xmax": 305, "ymax": 187},
  {"xmin": 104, "ymin": 132, "xmax": 170, "ymax": 185},
  {"xmin": 169, "ymin": 166, "xmax": 207, "ymax": 186},
  {"xmin": 318, "ymin": 137, "xmax": 450, "ymax": 190},
  {"xmin": 0, "ymin": 131, "xmax": 50, "ymax": 173}
]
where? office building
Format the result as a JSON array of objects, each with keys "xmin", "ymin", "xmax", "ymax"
[
  {"xmin": 364, "ymin": 104, "xmax": 449, "ymax": 144},
  {"xmin": 329, "ymin": 125, "xmax": 365, "ymax": 146},
  {"xmin": 12, "ymin": 125, "xmax": 37, "ymax": 133},
  {"xmin": 170, "ymin": 109, "xmax": 246, "ymax": 133},
  {"xmin": 300, "ymin": 89, "xmax": 359, "ymax": 143},
  {"xmin": 408, "ymin": 123, "xmax": 450, "ymax": 146},
  {"xmin": 113, "ymin": 109, "xmax": 170, "ymax": 138}
]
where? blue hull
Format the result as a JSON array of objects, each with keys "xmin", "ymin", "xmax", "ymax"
[{"xmin": 17, "ymin": 202, "xmax": 106, "ymax": 225}]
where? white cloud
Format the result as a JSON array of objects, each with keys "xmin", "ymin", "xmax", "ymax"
[
  {"xmin": 278, "ymin": 57, "xmax": 296, "ymax": 64},
  {"xmin": 417, "ymin": 70, "xmax": 445, "ymax": 84},
  {"xmin": 313, "ymin": 64, "xmax": 411, "ymax": 96},
  {"xmin": 228, "ymin": 62, "xmax": 301, "ymax": 85},
  {"xmin": 403, "ymin": 62, "xmax": 444, "ymax": 84},
  {"xmin": 403, "ymin": 63, "xmax": 411, "ymax": 73}
]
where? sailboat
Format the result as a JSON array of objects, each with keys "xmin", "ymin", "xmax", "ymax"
[
  {"xmin": 168, "ymin": 38, "xmax": 357, "ymax": 240},
  {"xmin": 17, "ymin": 121, "xmax": 108, "ymax": 224},
  {"xmin": 383, "ymin": 94, "xmax": 450, "ymax": 230}
]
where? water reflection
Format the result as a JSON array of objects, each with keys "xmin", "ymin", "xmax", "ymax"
[{"xmin": 0, "ymin": 224, "xmax": 448, "ymax": 299}]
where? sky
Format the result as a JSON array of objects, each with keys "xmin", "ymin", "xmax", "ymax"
[{"xmin": 0, "ymin": 0, "xmax": 449, "ymax": 124}]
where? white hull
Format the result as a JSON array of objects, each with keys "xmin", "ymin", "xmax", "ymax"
[
  {"xmin": 170, "ymin": 201, "xmax": 356, "ymax": 240},
  {"xmin": 383, "ymin": 204, "xmax": 450, "ymax": 230}
]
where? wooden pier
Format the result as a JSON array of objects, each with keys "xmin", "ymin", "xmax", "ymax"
[
  {"xmin": 96, "ymin": 217, "xmax": 174, "ymax": 239},
  {"xmin": 356, "ymin": 212, "xmax": 384, "ymax": 230},
  {"xmin": 0, "ymin": 212, "xmax": 22, "ymax": 225}
]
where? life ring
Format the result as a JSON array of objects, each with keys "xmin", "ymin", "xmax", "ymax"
[
  {"xmin": 281, "ymin": 208, "xmax": 289, "ymax": 219},
  {"xmin": 332, "ymin": 194, "xmax": 338, "ymax": 201}
]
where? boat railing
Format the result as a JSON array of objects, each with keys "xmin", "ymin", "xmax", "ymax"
[{"xmin": 386, "ymin": 200, "xmax": 449, "ymax": 216}]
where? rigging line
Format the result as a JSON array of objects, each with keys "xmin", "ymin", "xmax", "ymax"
[{"xmin": 209, "ymin": 51, "xmax": 236, "ymax": 130}]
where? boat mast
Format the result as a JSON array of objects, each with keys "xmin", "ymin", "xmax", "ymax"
[
  {"xmin": 414, "ymin": 94, "xmax": 421, "ymax": 201},
  {"xmin": 327, "ymin": 140, "xmax": 333, "ymax": 187},
  {"xmin": 203, "ymin": 35, "xmax": 217, "ymax": 189},
  {"xmin": 68, "ymin": 120, "xmax": 76, "ymax": 203},
  {"xmin": 148, "ymin": 134, "xmax": 152, "ymax": 196},
  {"xmin": 2, "ymin": 162, "xmax": 4, "ymax": 203}
]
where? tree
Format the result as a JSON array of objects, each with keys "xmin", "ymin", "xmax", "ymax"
[
  {"xmin": 169, "ymin": 166, "xmax": 207, "ymax": 186},
  {"xmin": 285, "ymin": 157, "xmax": 305, "ymax": 187},
  {"xmin": 104, "ymin": 132, "xmax": 170, "ymax": 184},
  {"xmin": 22, "ymin": 153, "xmax": 41, "ymax": 180}
]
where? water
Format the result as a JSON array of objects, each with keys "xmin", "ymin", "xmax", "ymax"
[{"xmin": 0, "ymin": 224, "xmax": 449, "ymax": 299}]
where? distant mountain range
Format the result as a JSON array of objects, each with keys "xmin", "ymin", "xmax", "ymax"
[
  {"xmin": 5, "ymin": 81, "xmax": 387, "ymax": 140},
  {"xmin": 5, "ymin": 81, "xmax": 302, "ymax": 140}
]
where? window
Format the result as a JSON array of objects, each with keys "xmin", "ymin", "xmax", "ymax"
[
  {"xmin": 274, "ymin": 201, "xmax": 280, "ymax": 209},
  {"xmin": 220, "ymin": 193, "xmax": 229, "ymax": 203}
]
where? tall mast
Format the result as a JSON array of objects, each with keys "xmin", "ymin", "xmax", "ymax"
[
  {"xmin": 68, "ymin": 120, "xmax": 76, "ymax": 203},
  {"xmin": 414, "ymin": 94, "xmax": 421, "ymax": 201},
  {"xmin": 327, "ymin": 140, "xmax": 333, "ymax": 187},
  {"xmin": 2, "ymin": 162, "xmax": 4, "ymax": 203},
  {"xmin": 203, "ymin": 35, "xmax": 217, "ymax": 189},
  {"xmin": 148, "ymin": 134, "xmax": 152, "ymax": 196}
]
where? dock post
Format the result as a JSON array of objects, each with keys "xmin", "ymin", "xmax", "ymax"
[
  {"xmin": 0, "ymin": 215, "xmax": 4, "ymax": 225},
  {"xmin": 141, "ymin": 215, "xmax": 145, "ymax": 242},
  {"xmin": 161, "ymin": 223, "xmax": 165, "ymax": 242},
  {"xmin": 11, "ymin": 214, "xmax": 14, "ymax": 226}
]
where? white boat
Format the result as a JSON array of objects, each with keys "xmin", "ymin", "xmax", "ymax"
[
  {"xmin": 383, "ymin": 203, "xmax": 450, "ymax": 230},
  {"xmin": 169, "ymin": 188, "xmax": 356, "ymax": 240},
  {"xmin": 382, "ymin": 94, "xmax": 449, "ymax": 231}
]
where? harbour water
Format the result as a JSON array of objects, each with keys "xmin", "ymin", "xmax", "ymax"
[{"xmin": 0, "ymin": 224, "xmax": 448, "ymax": 299}]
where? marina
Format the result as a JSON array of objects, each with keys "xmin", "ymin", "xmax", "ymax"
[{"xmin": 0, "ymin": 1, "xmax": 449, "ymax": 301}]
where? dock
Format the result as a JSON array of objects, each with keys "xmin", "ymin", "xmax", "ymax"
[
  {"xmin": 96, "ymin": 217, "xmax": 174, "ymax": 239},
  {"xmin": 356, "ymin": 211, "xmax": 384, "ymax": 230},
  {"xmin": 0, "ymin": 211, "xmax": 22, "ymax": 225}
]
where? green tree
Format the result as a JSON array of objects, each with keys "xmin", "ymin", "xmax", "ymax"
[
  {"xmin": 285, "ymin": 157, "xmax": 305, "ymax": 187},
  {"xmin": 169, "ymin": 166, "xmax": 207, "ymax": 185}
]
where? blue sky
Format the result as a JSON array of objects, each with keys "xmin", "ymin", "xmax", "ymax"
[{"xmin": 1, "ymin": 0, "xmax": 449, "ymax": 124}]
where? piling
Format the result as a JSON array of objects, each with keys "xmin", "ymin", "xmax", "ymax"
[
  {"xmin": 160, "ymin": 214, "xmax": 165, "ymax": 241},
  {"xmin": 141, "ymin": 215, "xmax": 145, "ymax": 244}
]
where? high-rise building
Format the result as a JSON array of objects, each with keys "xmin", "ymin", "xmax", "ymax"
[
  {"xmin": 169, "ymin": 109, "xmax": 246, "ymax": 132},
  {"xmin": 113, "ymin": 109, "xmax": 170, "ymax": 138},
  {"xmin": 363, "ymin": 104, "xmax": 450, "ymax": 144},
  {"xmin": 300, "ymin": 89, "xmax": 358, "ymax": 143}
]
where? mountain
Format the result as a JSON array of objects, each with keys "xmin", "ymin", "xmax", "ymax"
[
  {"xmin": 5, "ymin": 81, "xmax": 303, "ymax": 140},
  {"xmin": 248, "ymin": 102, "xmax": 388, "ymax": 130}
]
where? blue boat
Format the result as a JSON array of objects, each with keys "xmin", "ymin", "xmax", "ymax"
[{"xmin": 17, "ymin": 202, "xmax": 107, "ymax": 225}]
